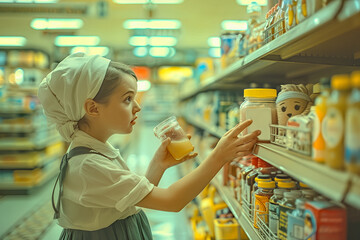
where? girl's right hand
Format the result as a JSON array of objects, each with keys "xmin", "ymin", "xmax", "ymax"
[{"xmin": 212, "ymin": 119, "xmax": 260, "ymax": 164}]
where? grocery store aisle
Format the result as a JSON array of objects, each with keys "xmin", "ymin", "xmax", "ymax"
[{"xmin": 0, "ymin": 117, "xmax": 193, "ymax": 240}]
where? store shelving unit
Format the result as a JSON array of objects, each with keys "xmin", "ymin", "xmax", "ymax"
[
  {"xmin": 179, "ymin": 0, "xmax": 360, "ymax": 101},
  {"xmin": 179, "ymin": 1, "xmax": 360, "ymax": 238}
]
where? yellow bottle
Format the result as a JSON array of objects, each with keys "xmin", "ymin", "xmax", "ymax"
[
  {"xmin": 312, "ymin": 77, "xmax": 331, "ymax": 163},
  {"xmin": 323, "ymin": 75, "xmax": 351, "ymax": 170},
  {"xmin": 345, "ymin": 71, "xmax": 360, "ymax": 175}
]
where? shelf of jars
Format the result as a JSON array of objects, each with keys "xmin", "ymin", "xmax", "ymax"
[
  {"xmin": 184, "ymin": 118, "xmax": 360, "ymax": 210},
  {"xmin": 179, "ymin": 0, "xmax": 360, "ymax": 102},
  {"xmin": 211, "ymin": 176, "xmax": 262, "ymax": 240}
]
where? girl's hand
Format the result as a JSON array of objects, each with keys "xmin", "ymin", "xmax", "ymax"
[
  {"xmin": 152, "ymin": 134, "xmax": 198, "ymax": 170},
  {"xmin": 212, "ymin": 119, "xmax": 260, "ymax": 164}
]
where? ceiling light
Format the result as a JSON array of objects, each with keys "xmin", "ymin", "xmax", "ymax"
[
  {"xmin": 113, "ymin": 0, "xmax": 182, "ymax": 4},
  {"xmin": 129, "ymin": 36, "xmax": 148, "ymax": 46},
  {"xmin": 133, "ymin": 47, "xmax": 148, "ymax": 57},
  {"xmin": 207, "ymin": 37, "xmax": 221, "ymax": 47},
  {"xmin": 71, "ymin": 46, "xmax": 109, "ymax": 56},
  {"xmin": 137, "ymin": 80, "xmax": 151, "ymax": 92},
  {"xmin": 124, "ymin": 19, "xmax": 181, "ymax": 29},
  {"xmin": 31, "ymin": 18, "xmax": 83, "ymax": 30},
  {"xmin": 0, "ymin": 36, "xmax": 26, "ymax": 46},
  {"xmin": 149, "ymin": 47, "xmax": 173, "ymax": 57},
  {"xmin": 208, "ymin": 48, "xmax": 221, "ymax": 58},
  {"xmin": 55, "ymin": 36, "xmax": 100, "ymax": 46},
  {"xmin": 236, "ymin": 0, "xmax": 267, "ymax": 6},
  {"xmin": 149, "ymin": 36, "xmax": 177, "ymax": 46},
  {"xmin": 221, "ymin": 20, "xmax": 248, "ymax": 31}
]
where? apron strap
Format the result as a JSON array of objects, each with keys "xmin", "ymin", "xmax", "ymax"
[{"xmin": 52, "ymin": 147, "xmax": 110, "ymax": 219}]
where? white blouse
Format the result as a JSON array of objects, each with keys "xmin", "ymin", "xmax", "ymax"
[{"xmin": 57, "ymin": 130, "xmax": 154, "ymax": 231}]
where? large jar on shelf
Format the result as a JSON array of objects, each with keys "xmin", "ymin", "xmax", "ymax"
[{"xmin": 240, "ymin": 88, "xmax": 277, "ymax": 142}]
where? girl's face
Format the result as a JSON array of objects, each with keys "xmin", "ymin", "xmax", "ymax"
[{"xmin": 98, "ymin": 74, "xmax": 141, "ymax": 135}]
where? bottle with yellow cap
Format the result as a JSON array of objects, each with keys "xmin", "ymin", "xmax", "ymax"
[
  {"xmin": 323, "ymin": 74, "xmax": 351, "ymax": 170},
  {"xmin": 254, "ymin": 180, "xmax": 275, "ymax": 228},
  {"xmin": 278, "ymin": 181, "xmax": 297, "ymax": 191},
  {"xmin": 240, "ymin": 88, "xmax": 277, "ymax": 142},
  {"xmin": 345, "ymin": 71, "xmax": 360, "ymax": 175},
  {"xmin": 312, "ymin": 77, "xmax": 331, "ymax": 163}
]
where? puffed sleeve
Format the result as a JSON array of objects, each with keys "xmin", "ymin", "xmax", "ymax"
[{"xmin": 78, "ymin": 156, "xmax": 154, "ymax": 212}]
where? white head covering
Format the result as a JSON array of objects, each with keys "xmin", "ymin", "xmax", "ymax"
[{"xmin": 38, "ymin": 52, "xmax": 111, "ymax": 142}]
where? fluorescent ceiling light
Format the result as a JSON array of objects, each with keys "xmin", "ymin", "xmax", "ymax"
[
  {"xmin": 236, "ymin": 0, "xmax": 267, "ymax": 6},
  {"xmin": 31, "ymin": 18, "xmax": 83, "ymax": 30},
  {"xmin": 207, "ymin": 37, "xmax": 221, "ymax": 47},
  {"xmin": 0, "ymin": 36, "xmax": 26, "ymax": 46},
  {"xmin": 55, "ymin": 36, "xmax": 100, "ymax": 46},
  {"xmin": 124, "ymin": 19, "xmax": 181, "ymax": 29},
  {"xmin": 221, "ymin": 20, "xmax": 248, "ymax": 31},
  {"xmin": 149, "ymin": 36, "xmax": 177, "ymax": 46},
  {"xmin": 133, "ymin": 47, "xmax": 148, "ymax": 57},
  {"xmin": 149, "ymin": 47, "xmax": 173, "ymax": 57},
  {"xmin": 208, "ymin": 48, "xmax": 221, "ymax": 58},
  {"xmin": 71, "ymin": 46, "xmax": 109, "ymax": 56},
  {"xmin": 129, "ymin": 36, "xmax": 148, "ymax": 46},
  {"xmin": 3, "ymin": 0, "xmax": 58, "ymax": 3},
  {"xmin": 137, "ymin": 80, "xmax": 151, "ymax": 92},
  {"xmin": 114, "ymin": 0, "xmax": 182, "ymax": 4}
]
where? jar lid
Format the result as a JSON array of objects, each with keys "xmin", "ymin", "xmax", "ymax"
[
  {"xmin": 244, "ymin": 88, "xmax": 277, "ymax": 98},
  {"xmin": 278, "ymin": 181, "xmax": 296, "ymax": 189},
  {"xmin": 284, "ymin": 191, "xmax": 298, "ymax": 199},
  {"xmin": 258, "ymin": 181, "xmax": 275, "ymax": 188},
  {"xmin": 331, "ymin": 74, "xmax": 351, "ymax": 90},
  {"xmin": 351, "ymin": 71, "xmax": 360, "ymax": 87},
  {"xmin": 255, "ymin": 174, "xmax": 272, "ymax": 182},
  {"xmin": 275, "ymin": 174, "xmax": 291, "ymax": 182},
  {"xmin": 299, "ymin": 182, "xmax": 309, "ymax": 188},
  {"xmin": 274, "ymin": 188, "xmax": 288, "ymax": 195},
  {"xmin": 301, "ymin": 189, "xmax": 316, "ymax": 196},
  {"xmin": 291, "ymin": 190, "xmax": 303, "ymax": 198}
]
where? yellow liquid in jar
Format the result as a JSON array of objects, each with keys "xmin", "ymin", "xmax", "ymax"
[{"xmin": 167, "ymin": 139, "xmax": 194, "ymax": 160}]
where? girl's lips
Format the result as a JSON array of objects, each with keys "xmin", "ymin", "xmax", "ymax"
[{"xmin": 130, "ymin": 116, "xmax": 137, "ymax": 124}]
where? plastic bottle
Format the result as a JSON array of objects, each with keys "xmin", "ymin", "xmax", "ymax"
[
  {"xmin": 345, "ymin": 71, "xmax": 360, "ymax": 175},
  {"xmin": 278, "ymin": 191, "xmax": 298, "ymax": 239},
  {"xmin": 240, "ymin": 156, "xmax": 258, "ymax": 204},
  {"xmin": 254, "ymin": 181, "xmax": 275, "ymax": 228},
  {"xmin": 269, "ymin": 188, "xmax": 287, "ymax": 235},
  {"xmin": 287, "ymin": 198, "xmax": 306, "ymax": 240},
  {"xmin": 323, "ymin": 74, "xmax": 351, "ymax": 170},
  {"xmin": 285, "ymin": 0, "xmax": 297, "ymax": 31},
  {"xmin": 312, "ymin": 77, "xmax": 331, "ymax": 163}
]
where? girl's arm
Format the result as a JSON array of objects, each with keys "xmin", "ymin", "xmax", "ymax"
[{"xmin": 137, "ymin": 120, "xmax": 260, "ymax": 212}]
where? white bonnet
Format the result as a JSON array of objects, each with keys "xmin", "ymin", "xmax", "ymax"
[{"xmin": 38, "ymin": 52, "xmax": 110, "ymax": 142}]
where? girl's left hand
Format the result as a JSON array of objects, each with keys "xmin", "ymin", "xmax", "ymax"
[{"xmin": 153, "ymin": 134, "xmax": 198, "ymax": 170}]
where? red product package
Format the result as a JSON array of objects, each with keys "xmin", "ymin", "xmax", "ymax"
[{"xmin": 304, "ymin": 201, "xmax": 347, "ymax": 240}]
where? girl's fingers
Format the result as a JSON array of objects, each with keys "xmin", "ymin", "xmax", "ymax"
[
  {"xmin": 161, "ymin": 138, "xmax": 171, "ymax": 148},
  {"xmin": 229, "ymin": 120, "xmax": 253, "ymax": 138},
  {"xmin": 235, "ymin": 130, "xmax": 261, "ymax": 145},
  {"xmin": 236, "ymin": 150, "xmax": 252, "ymax": 157},
  {"xmin": 236, "ymin": 138, "xmax": 258, "ymax": 152},
  {"xmin": 179, "ymin": 152, "xmax": 198, "ymax": 162}
]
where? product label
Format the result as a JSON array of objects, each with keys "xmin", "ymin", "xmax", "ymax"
[
  {"xmin": 345, "ymin": 107, "xmax": 360, "ymax": 164},
  {"xmin": 278, "ymin": 204, "xmax": 295, "ymax": 240},
  {"xmin": 254, "ymin": 194, "xmax": 271, "ymax": 228},
  {"xmin": 322, "ymin": 107, "xmax": 343, "ymax": 148},
  {"xmin": 269, "ymin": 201, "xmax": 280, "ymax": 235},
  {"xmin": 312, "ymin": 112, "xmax": 320, "ymax": 144},
  {"xmin": 245, "ymin": 108, "xmax": 272, "ymax": 141},
  {"xmin": 287, "ymin": 213, "xmax": 304, "ymax": 240}
]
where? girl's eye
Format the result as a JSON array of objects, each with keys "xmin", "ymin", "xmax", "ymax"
[
  {"xmin": 125, "ymin": 96, "xmax": 132, "ymax": 102},
  {"xmin": 281, "ymin": 106, "xmax": 286, "ymax": 112},
  {"xmin": 294, "ymin": 105, "xmax": 300, "ymax": 111}
]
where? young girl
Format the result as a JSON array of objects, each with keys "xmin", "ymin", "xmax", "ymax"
[{"xmin": 38, "ymin": 53, "xmax": 260, "ymax": 239}]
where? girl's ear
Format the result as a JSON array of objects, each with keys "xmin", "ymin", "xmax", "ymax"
[{"xmin": 84, "ymin": 98, "xmax": 100, "ymax": 116}]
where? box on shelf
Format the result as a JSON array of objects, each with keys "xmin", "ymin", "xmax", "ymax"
[{"xmin": 214, "ymin": 218, "xmax": 239, "ymax": 240}]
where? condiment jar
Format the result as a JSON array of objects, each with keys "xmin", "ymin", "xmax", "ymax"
[{"xmin": 240, "ymin": 88, "xmax": 277, "ymax": 142}]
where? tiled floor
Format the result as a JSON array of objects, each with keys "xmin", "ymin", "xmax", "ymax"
[{"xmin": 0, "ymin": 119, "xmax": 193, "ymax": 240}]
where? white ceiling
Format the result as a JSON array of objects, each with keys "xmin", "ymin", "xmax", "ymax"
[{"xmin": 0, "ymin": 0, "xmax": 269, "ymax": 63}]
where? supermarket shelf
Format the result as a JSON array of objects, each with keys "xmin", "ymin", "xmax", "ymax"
[
  {"xmin": 179, "ymin": 0, "xmax": 360, "ymax": 101},
  {"xmin": 0, "ymin": 164, "xmax": 58, "ymax": 194},
  {"xmin": 346, "ymin": 175, "xmax": 360, "ymax": 209},
  {"xmin": 0, "ymin": 123, "xmax": 37, "ymax": 133},
  {"xmin": 253, "ymin": 143, "xmax": 352, "ymax": 204},
  {"xmin": 212, "ymin": 177, "xmax": 262, "ymax": 240},
  {"xmin": 0, "ymin": 152, "xmax": 63, "ymax": 170},
  {"xmin": 0, "ymin": 135, "xmax": 62, "ymax": 151},
  {"xmin": 184, "ymin": 117, "xmax": 225, "ymax": 138}
]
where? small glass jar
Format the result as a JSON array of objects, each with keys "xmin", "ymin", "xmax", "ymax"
[
  {"xmin": 154, "ymin": 116, "xmax": 194, "ymax": 160},
  {"xmin": 240, "ymin": 88, "xmax": 277, "ymax": 141}
]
